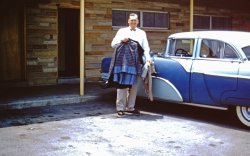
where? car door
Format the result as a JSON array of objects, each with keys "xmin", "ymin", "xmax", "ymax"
[
  {"xmin": 225, "ymin": 45, "xmax": 250, "ymax": 105},
  {"xmin": 152, "ymin": 38, "xmax": 195, "ymax": 102},
  {"xmin": 191, "ymin": 39, "xmax": 240, "ymax": 105},
  {"xmin": 138, "ymin": 38, "xmax": 195, "ymax": 102}
]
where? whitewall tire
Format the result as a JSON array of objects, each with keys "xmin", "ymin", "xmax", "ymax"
[{"xmin": 236, "ymin": 106, "xmax": 250, "ymax": 127}]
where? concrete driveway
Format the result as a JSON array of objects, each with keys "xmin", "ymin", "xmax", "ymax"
[{"xmin": 0, "ymin": 96, "xmax": 249, "ymax": 156}]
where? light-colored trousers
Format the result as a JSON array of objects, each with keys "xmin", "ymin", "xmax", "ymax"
[{"xmin": 116, "ymin": 83, "xmax": 137, "ymax": 111}]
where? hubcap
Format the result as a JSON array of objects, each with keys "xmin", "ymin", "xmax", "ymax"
[{"xmin": 241, "ymin": 107, "xmax": 250, "ymax": 121}]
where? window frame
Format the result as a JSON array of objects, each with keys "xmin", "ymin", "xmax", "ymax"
[
  {"xmin": 194, "ymin": 15, "xmax": 232, "ymax": 31},
  {"xmin": 199, "ymin": 39, "xmax": 239, "ymax": 60},
  {"xmin": 142, "ymin": 10, "xmax": 170, "ymax": 29},
  {"xmin": 223, "ymin": 43, "xmax": 239, "ymax": 59},
  {"xmin": 112, "ymin": 9, "xmax": 170, "ymax": 30},
  {"xmin": 242, "ymin": 46, "xmax": 250, "ymax": 60}
]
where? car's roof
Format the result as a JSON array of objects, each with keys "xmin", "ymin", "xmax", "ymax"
[{"xmin": 169, "ymin": 31, "xmax": 250, "ymax": 48}]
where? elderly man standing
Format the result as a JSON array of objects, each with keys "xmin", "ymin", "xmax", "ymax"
[{"xmin": 111, "ymin": 13, "xmax": 151, "ymax": 117}]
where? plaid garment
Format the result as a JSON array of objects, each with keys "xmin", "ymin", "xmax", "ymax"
[{"xmin": 109, "ymin": 40, "xmax": 142, "ymax": 86}]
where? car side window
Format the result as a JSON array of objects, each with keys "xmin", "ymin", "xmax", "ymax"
[
  {"xmin": 200, "ymin": 39, "xmax": 222, "ymax": 58},
  {"xmin": 242, "ymin": 46, "xmax": 250, "ymax": 60},
  {"xmin": 224, "ymin": 44, "xmax": 238, "ymax": 59},
  {"xmin": 200, "ymin": 39, "xmax": 238, "ymax": 60},
  {"xmin": 200, "ymin": 40, "xmax": 212, "ymax": 58},
  {"xmin": 169, "ymin": 39, "xmax": 194, "ymax": 57}
]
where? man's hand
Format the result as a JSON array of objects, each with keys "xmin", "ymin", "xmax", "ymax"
[
  {"xmin": 121, "ymin": 38, "xmax": 129, "ymax": 43},
  {"xmin": 146, "ymin": 60, "xmax": 152, "ymax": 64}
]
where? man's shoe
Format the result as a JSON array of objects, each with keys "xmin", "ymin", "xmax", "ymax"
[
  {"xmin": 126, "ymin": 109, "xmax": 140, "ymax": 116},
  {"xmin": 117, "ymin": 110, "xmax": 125, "ymax": 117}
]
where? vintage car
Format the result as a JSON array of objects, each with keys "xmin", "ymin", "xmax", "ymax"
[{"xmin": 101, "ymin": 31, "xmax": 250, "ymax": 127}]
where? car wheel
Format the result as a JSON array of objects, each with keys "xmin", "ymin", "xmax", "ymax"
[{"xmin": 236, "ymin": 106, "xmax": 250, "ymax": 127}]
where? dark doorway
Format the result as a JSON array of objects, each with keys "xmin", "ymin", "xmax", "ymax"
[{"xmin": 58, "ymin": 8, "xmax": 80, "ymax": 78}]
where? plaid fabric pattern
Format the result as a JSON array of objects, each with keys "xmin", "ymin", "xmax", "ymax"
[{"xmin": 109, "ymin": 40, "xmax": 142, "ymax": 86}]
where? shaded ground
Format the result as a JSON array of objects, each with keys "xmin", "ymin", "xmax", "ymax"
[{"xmin": 0, "ymin": 93, "xmax": 248, "ymax": 130}]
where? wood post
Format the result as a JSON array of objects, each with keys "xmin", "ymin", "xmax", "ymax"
[
  {"xmin": 80, "ymin": 0, "xmax": 85, "ymax": 96},
  {"xmin": 190, "ymin": 0, "xmax": 194, "ymax": 31}
]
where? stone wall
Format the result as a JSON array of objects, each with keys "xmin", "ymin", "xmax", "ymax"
[
  {"xmin": 111, "ymin": 0, "xmax": 191, "ymax": 52},
  {"xmin": 87, "ymin": 0, "xmax": 191, "ymax": 81},
  {"xmin": 194, "ymin": 5, "xmax": 250, "ymax": 31},
  {"xmin": 84, "ymin": 0, "xmax": 112, "ymax": 81},
  {"xmin": 25, "ymin": 0, "xmax": 250, "ymax": 85},
  {"xmin": 26, "ymin": 1, "xmax": 59, "ymax": 85},
  {"xmin": 26, "ymin": 0, "xmax": 80, "ymax": 85}
]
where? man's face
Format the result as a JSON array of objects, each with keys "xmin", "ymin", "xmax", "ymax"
[{"xmin": 128, "ymin": 19, "xmax": 139, "ymax": 29}]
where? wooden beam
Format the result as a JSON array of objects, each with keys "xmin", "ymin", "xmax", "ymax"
[
  {"xmin": 80, "ymin": 0, "xmax": 85, "ymax": 96},
  {"xmin": 190, "ymin": 0, "xmax": 193, "ymax": 32}
]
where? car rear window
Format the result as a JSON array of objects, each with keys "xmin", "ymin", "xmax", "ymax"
[{"xmin": 242, "ymin": 46, "xmax": 250, "ymax": 60}]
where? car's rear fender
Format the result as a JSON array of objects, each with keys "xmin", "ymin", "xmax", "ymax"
[{"xmin": 137, "ymin": 76, "xmax": 183, "ymax": 102}]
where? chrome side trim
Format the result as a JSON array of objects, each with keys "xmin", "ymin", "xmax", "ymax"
[
  {"xmin": 202, "ymin": 72, "xmax": 237, "ymax": 78},
  {"xmin": 181, "ymin": 102, "xmax": 228, "ymax": 110},
  {"xmin": 192, "ymin": 71, "xmax": 250, "ymax": 80},
  {"xmin": 236, "ymin": 75, "xmax": 250, "ymax": 80},
  {"xmin": 153, "ymin": 98, "xmax": 228, "ymax": 110}
]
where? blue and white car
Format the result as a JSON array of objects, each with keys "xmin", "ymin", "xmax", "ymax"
[{"xmin": 101, "ymin": 31, "xmax": 250, "ymax": 127}]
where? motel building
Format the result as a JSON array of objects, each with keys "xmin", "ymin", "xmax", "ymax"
[{"xmin": 1, "ymin": 0, "xmax": 250, "ymax": 97}]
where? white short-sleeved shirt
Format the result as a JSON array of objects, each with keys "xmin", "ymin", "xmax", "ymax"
[{"xmin": 111, "ymin": 27, "xmax": 151, "ymax": 61}]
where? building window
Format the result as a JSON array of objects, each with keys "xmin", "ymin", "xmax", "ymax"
[
  {"xmin": 112, "ymin": 10, "xmax": 140, "ymax": 27},
  {"xmin": 143, "ymin": 12, "xmax": 169, "ymax": 29},
  {"xmin": 112, "ymin": 9, "xmax": 169, "ymax": 29},
  {"xmin": 194, "ymin": 15, "xmax": 210, "ymax": 30},
  {"xmin": 194, "ymin": 15, "xmax": 232, "ymax": 30},
  {"xmin": 212, "ymin": 16, "xmax": 232, "ymax": 30}
]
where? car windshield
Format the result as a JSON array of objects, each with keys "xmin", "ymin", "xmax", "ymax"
[
  {"xmin": 167, "ymin": 38, "xmax": 194, "ymax": 57},
  {"xmin": 242, "ymin": 46, "xmax": 250, "ymax": 60}
]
